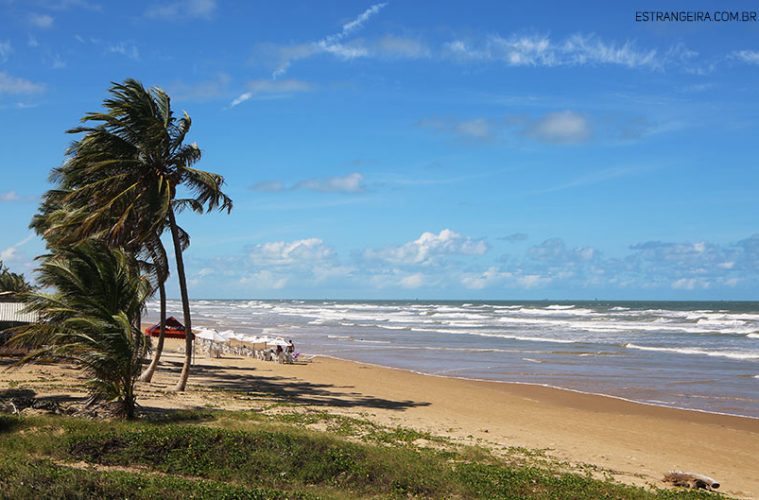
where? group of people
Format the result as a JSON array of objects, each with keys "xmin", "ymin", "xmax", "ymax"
[
  {"xmin": 194, "ymin": 333, "xmax": 299, "ymax": 364},
  {"xmin": 273, "ymin": 340, "xmax": 296, "ymax": 364}
]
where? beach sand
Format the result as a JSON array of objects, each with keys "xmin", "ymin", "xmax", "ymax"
[{"xmin": 3, "ymin": 337, "xmax": 758, "ymax": 498}]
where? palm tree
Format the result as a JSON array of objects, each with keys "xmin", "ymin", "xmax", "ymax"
[
  {"xmin": 9, "ymin": 242, "xmax": 150, "ymax": 418},
  {"xmin": 0, "ymin": 261, "xmax": 33, "ymax": 294},
  {"xmin": 34, "ymin": 79, "xmax": 232, "ymax": 391}
]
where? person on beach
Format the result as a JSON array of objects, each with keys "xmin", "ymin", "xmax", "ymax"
[
  {"xmin": 286, "ymin": 340, "xmax": 294, "ymax": 363},
  {"xmin": 276, "ymin": 345, "xmax": 285, "ymax": 364}
]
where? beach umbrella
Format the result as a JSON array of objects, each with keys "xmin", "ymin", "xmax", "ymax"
[{"xmin": 196, "ymin": 328, "xmax": 229, "ymax": 343}]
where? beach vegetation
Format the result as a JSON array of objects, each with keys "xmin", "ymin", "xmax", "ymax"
[
  {"xmin": 8, "ymin": 242, "xmax": 150, "ymax": 418},
  {"xmin": 0, "ymin": 260, "xmax": 33, "ymax": 294},
  {"xmin": 0, "ymin": 412, "xmax": 718, "ymax": 499}
]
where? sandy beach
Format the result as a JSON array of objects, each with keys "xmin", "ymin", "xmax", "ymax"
[{"xmin": 3, "ymin": 338, "xmax": 758, "ymax": 498}]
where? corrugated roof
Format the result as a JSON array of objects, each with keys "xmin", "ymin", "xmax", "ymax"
[{"xmin": 0, "ymin": 302, "xmax": 37, "ymax": 323}]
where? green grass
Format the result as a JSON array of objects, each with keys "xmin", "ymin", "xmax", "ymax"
[{"xmin": 0, "ymin": 413, "xmax": 719, "ymax": 499}]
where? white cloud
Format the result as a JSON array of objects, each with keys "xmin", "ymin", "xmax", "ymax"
[
  {"xmin": 29, "ymin": 13, "xmax": 54, "ymax": 28},
  {"xmin": 418, "ymin": 117, "xmax": 493, "ymax": 141},
  {"xmin": 230, "ymin": 92, "xmax": 252, "ymax": 107},
  {"xmin": 271, "ymin": 2, "xmax": 388, "ymax": 78},
  {"xmin": 145, "ymin": 0, "xmax": 217, "ymax": 20},
  {"xmin": 108, "ymin": 42, "xmax": 140, "ymax": 60},
  {"xmin": 0, "ymin": 41, "xmax": 12, "ymax": 62},
  {"xmin": 248, "ymin": 238, "xmax": 335, "ymax": 266},
  {"xmin": 252, "ymin": 173, "xmax": 366, "ymax": 194},
  {"xmin": 420, "ymin": 111, "xmax": 591, "ymax": 144},
  {"xmin": 732, "ymin": 50, "xmax": 759, "ymax": 65},
  {"xmin": 0, "ymin": 72, "xmax": 45, "ymax": 94},
  {"xmin": 1, "ymin": 234, "xmax": 34, "ymax": 262},
  {"xmin": 671, "ymin": 278, "xmax": 709, "ymax": 290},
  {"xmin": 0, "ymin": 191, "xmax": 21, "ymax": 202},
  {"xmin": 444, "ymin": 33, "xmax": 660, "ymax": 70},
  {"xmin": 527, "ymin": 111, "xmax": 591, "ymax": 144},
  {"xmin": 365, "ymin": 229, "xmax": 488, "ymax": 266},
  {"xmin": 229, "ymin": 79, "xmax": 312, "ymax": 108},
  {"xmin": 295, "ymin": 173, "xmax": 364, "ymax": 193}
]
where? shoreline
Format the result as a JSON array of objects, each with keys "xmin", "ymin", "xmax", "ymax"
[
  {"xmin": 314, "ymin": 353, "xmax": 759, "ymax": 422},
  {"xmin": 5, "ymin": 338, "xmax": 758, "ymax": 497}
]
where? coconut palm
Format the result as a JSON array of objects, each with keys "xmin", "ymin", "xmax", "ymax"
[
  {"xmin": 31, "ymin": 187, "xmax": 172, "ymax": 383},
  {"xmin": 10, "ymin": 241, "xmax": 150, "ymax": 418},
  {"xmin": 34, "ymin": 79, "xmax": 232, "ymax": 391},
  {"xmin": 0, "ymin": 261, "xmax": 33, "ymax": 294}
]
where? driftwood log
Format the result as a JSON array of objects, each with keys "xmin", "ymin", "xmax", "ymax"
[{"xmin": 663, "ymin": 471, "xmax": 720, "ymax": 490}]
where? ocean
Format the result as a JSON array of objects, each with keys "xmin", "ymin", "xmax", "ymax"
[{"xmin": 145, "ymin": 300, "xmax": 759, "ymax": 418}]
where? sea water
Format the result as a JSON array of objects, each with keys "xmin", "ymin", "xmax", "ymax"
[{"xmin": 145, "ymin": 300, "xmax": 759, "ymax": 418}]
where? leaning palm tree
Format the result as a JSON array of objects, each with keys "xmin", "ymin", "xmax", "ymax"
[
  {"xmin": 9, "ymin": 241, "xmax": 150, "ymax": 418},
  {"xmin": 35, "ymin": 79, "xmax": 232, "ymax": 391},
  {"xmin": 31, "ymin": 188, "xmax": 185, "ymax": 384}
]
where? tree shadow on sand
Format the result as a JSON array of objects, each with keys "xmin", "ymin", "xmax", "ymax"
[{"xmin": 149, "ymin": 360, "xmax": 431, "ymax": 412}]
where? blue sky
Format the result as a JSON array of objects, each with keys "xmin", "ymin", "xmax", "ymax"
[{"xmin": 1, "ymin": 0, "xmax": 758, "ymax": 300}]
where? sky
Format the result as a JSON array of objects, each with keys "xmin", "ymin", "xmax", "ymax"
[{"xmin": 1, "ymin": 0, "xmax": 758, "ymax": 300}]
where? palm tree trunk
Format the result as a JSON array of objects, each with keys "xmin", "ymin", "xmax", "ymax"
[
  {"xmin": 169, "ymin": 208, "xmax": 193, "ymax": 392},
  {"xmin": 139, "ymin": 280, "xmax": 166, "ymax": 383}
]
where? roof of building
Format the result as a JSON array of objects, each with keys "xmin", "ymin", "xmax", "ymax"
[{"xmin": 0, "ymin": 302, "xmax": 37, "ymax": 323}]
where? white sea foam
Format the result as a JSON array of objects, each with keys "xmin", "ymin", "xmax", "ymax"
[
  {"xmin": 625, "ymin": 343, "xmax": 759, "ymax": 361},
  {"xmin": 408, "ymin": 327, "xmax": 576, "ymax": 344}
]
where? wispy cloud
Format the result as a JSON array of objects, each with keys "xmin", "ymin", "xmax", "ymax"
[
  {"xmin": 35, "ymin": 0, "xmax": 101, "ymax": 11},
  {"xmin": 0, "ymin": 234, "xmax": 34, "ymax": 262},
  {"xmin": 0, "ymin": 191, "xmax": 21, "ymax": 202},
  {"xmin": 417, "ymin": 117, "xmax": 493, "ymax": 141},
  {"xmin": 0, "ymin": 191, "xmax": 37, "ymax": 202},
  {"xmin": 228, "ymin": 78, "xmax": 312, "ymax": 108},
  {"xmin": 525, "ymin": 111, "xmax": 591, "ymax": 144},
  {"xmin": 251, "ymin": 173, "xmax": 366, "ymax": 194},
  {"xmin": 145, "ymin": 0, "xmax": 217, "ymax": 20},
  {"xmin": 731, "ymin": 50, "xmax": 759, "ymax": 65},
  {"xmin": 107, "ymin": 41, "xmax": 140, "ymax": 60},
  {"xmin": 533, "ymin": 165, "xmax": 645, "ymax": 194},
  {"xmin": 444, "ymin": 33, "xmax": 661, "ymax": 69},
  {"xmin": 0, "ymin": 72, "xmax": 45, "ymax": 94},
  {"xmin": 29, "ymin": 13, "xmax": 54, "ymax": 28},
  {"xmin": 419, "ymin": 111, "xmax": 592, "ymax": 144},
  {"xmin": 269, "ymin": 2, "xmax": 388, "ymax": 79}
]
